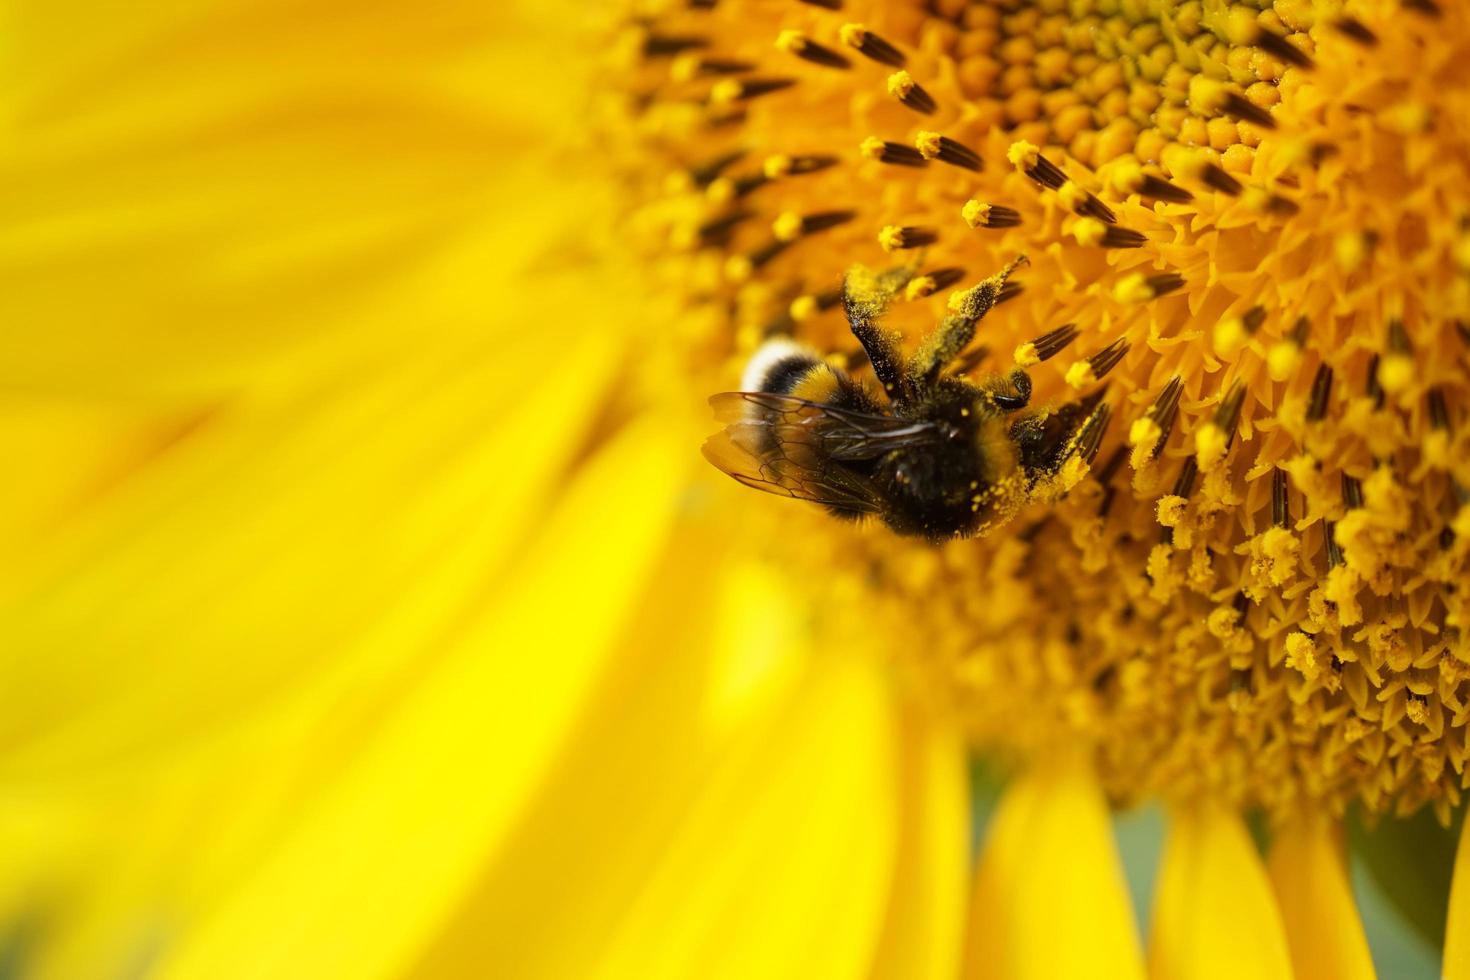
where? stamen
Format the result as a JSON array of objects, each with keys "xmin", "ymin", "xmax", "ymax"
[
  {"xmin": 642, "ymin": 34, "xmax": 709, "ymax": 58},
  {"xmin": 1325, "ymin": 520, "xmax": 1344, "ymax": 569},
  {"xmin": 794, "ymin": 0, "xmax": 841, "ymax": 8},
  {"xmin": 1213, "ymin": 306, "xmax": 1266, "ymax": 358},
  {"xmin": 1272, "ymin": 468, "xmax": 1291, "ymax": 528},
  {"xmin": 1428, "ymin": 387, "xmax": 1450, "ymax": 430},
  {"xmin": 962, "ymin": 200, "xmax": 1021, "ymax": 229},
  {"xmin": 672, "ymin": 55, "xmax": 756, "ymax": 80},
  {"xmin": 878, "ymin": 225, "xmax": 937, "ymax": 252},
  {"xmin": 775, "ymin": 30, "xmax": 850, "ymax": 69},
  {"xmin": 1097, "ymin": 446, "xmax": 1129, "ymax": 516},
  {"xmin": 710, "ymin": 77, "xmax": 796, "ymax": 105},
  {"xmin": 1251, "ymin": 27, "xmax": 1315, "ymax": 69},
  {"xmin": 687, "ymin": 149, "xmax": 745, "ymax": 187},
  {"xmin": 1366, "ymin": 354, "xmax": 1386, "ymax": 408},
  {"xmin": 1342, "ymin": 472, "xmax": 1364, "ymax": 510},
  {"xmin": 723, "ymin": 239, "xmax": 790, "ymax": 281},
  {"xmin": 915, "ymin": 132, "xmax": 982, "ymax": 171},
  {"xmin": 887, "ymin": 71, "xmax": 936, "ymax": 115},
  {"xmin": 996, "ymin": 280, "xmax": 1023, "ymax": 306},
  {"xmin": 762, "ymin": 154, "xmax": 837, "ymax": 178},
  {"xmin": 1072, "ymin": 218, "xmax": 1146, "ymax": 249},
  {"xmin": 1113, "ymin": 272, "xmax": 1185, "ymax": 303},
  {"xmin": 1173, "ymin": 456, "xmax": 1200, "ymax": 499},
  {"xmin": 861, "ymin": 137, "xmax": 927, "ymax": 167},
  {"xmin": 704, "ymin": 173, "xmax": 767, "ymax": 203},
  {"xmin": 1307, "ymin": 364, "xmax": 1334, "ymax": 421},
  {"xmin": 1014, "ymin": 323, "xmax": 1079, "ymax": 366},
  {"xmin": 1074, "ymin": 404, "xmax": 1113, "ymax": 465},
  {"xmin": 949, "ymin": 344, "xmax": 991, "ymax": 376},
  {"xmin": 1379, "ymin": 319, "xmax": 1414, "ymax": 394},
  {"xmin": 1163, "ymin": 146, "xmax": 1244, "ymax": 195},
  {"xmin": 1189, "ymin": 77, "xmax": 1276, "ymax": 129},
  {"xmin": 1195, "ymin": 380, "xmax": 1246, "ymax": 471},
  {"xmin": 1057, "ymin": 181, "xmax": 1117, "ymax": 223},
  {"xmin": 903, "ymin": 266, "xmax": 964, "ymax": 300},
  {"xmin": 1331, "ymin": 17, "xmax": 1378, "ymax": 45},
  {"xmin": 771, "ymin": 209, "xmax": 855, "ymax": 242},
  {"xmin": 838, "ymin": 23, "xmax": 904, "ymax": 68},
  {"xmin": 1066, "ymin": 338, "xmax": 1129, "ymax": 389},
  {"xmin": 1107, "ymin": 161, "xmax": 1192, "ymax": 203},
  {"xmin": 1402, "ymin": 0, "xmax": 1443, "ymax": 17},
  {"xmin": 1007, "ymin": 141, "xmax": 1068, "ymax": 190},
  {"xmin": 788, "ymin": 287, "xmax": 842, "ymax": 322},
  {"xmin": 1267, "ymin": 316, "xmax": 1309, "ymax": 382}
]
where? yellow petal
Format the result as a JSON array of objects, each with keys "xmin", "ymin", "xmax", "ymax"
[
  {"xmin": 869, "ymin": 709, "xmax": 970, "ymax": 980},
  {"xmin": 409, "ymin": 543, "xmax": 908, "ymax": 979},
  {"xmin": 140, "ymin": 416, "xmax": 687, "ymax": 980},
  {"xmin": 1268, "ymin": 812, "xmax": 1375, "ymax": 980},
  {"xmin": 1150, "ymin": 804, "xmax": 1293, "ymax": 980},
  {"xmin": 1446, "ymin": 810, "xmax": 1470, "ymax": 980},
  {"xmin": 965, "ymin": 756, "xmax": 1145, "ymax": 980}
]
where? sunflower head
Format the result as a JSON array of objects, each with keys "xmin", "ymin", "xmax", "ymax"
[{"xmin": 610, "ymin": 0, "xmax": 1470, "ymax": 823}]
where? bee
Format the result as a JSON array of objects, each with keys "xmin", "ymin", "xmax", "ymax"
[{"xmin": 702, "ymin": 256, "xmax": 1111, "ymax": 541}]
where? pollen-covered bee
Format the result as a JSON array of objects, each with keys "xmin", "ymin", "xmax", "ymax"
[{"xmin": 702, "ymin": 257, "xmax": 1112, "ymax": 541}]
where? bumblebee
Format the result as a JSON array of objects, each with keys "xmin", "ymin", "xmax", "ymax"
[{"xmin": 702, "ymin": 257, "xmax": 1111, "ymax": 541}]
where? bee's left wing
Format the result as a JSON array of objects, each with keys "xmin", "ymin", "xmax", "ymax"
[
  {"xmin": 702, "ymin": 391, "xmax": 938, "ymax": 511},
  {"xmin": 708, "ymin": 391, "xmax": 938, "ymax": 460}
]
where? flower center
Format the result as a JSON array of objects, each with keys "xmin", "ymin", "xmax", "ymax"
[{"xmin": 611, "ymin": 0, "xmax": 1470, "ymax": 821}]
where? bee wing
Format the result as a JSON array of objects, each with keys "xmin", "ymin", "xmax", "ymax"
[
  {"xmin": 708, "ymin": 391, "xmax": 938, "ymax": 460},
  {"xmin": 702, "ymin": 391, "xmax": 936, "ymax": 511}
]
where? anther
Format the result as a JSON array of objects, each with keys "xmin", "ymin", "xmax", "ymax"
[
  {"xmin": 950, "ymin": 344, "xmax": 991, "ymax": 376},
  {"xmin": 1108, "ymin": 161, "xmax": 1192, "ymax": 203},
  {"xmin": 1015, "ymin": 323, "xmax": 1080, "ymax": 366},
  {"xmin": 878, "ymin": 225, "xmax": 937, "ymax": 252},
  {"xmin": 694, "ymin": 209, "xmax": 754, "ymax": 244},
  {"xmin": 1379, "ymin": 319, "xmax": 1414, "ymax": 394},
  {"xmin": 788, "ymin": 287, "xmax": 843, "ymax": 322},
  {"xmin": 996, "ymin": 280, "xmax": 1024, "ymax": 306},
  {"xmin": 838, "ymin": 24, "xmax": 905, "ymax": 67},
  {"xmin": 1074, "ymin": 404, "xmax": 1113, "ymax": 465},
  {"xmin": 915, "ymin": 132, "xmax": 982, "ymax": 171},
  {"xmin": 1331, "ymin": 17, "xmax": 1378, "ymax": 45},
  {"xmin": 1058, "ymin": 181, "xmax": 1117, "ymax": 223},
  {"xmin": 1067, "ymin": 338, "xmax": 1129, "ymax": 389},
  {"xmin": 672, "ymin": 56, "xmax": 756, "ymax": 80},
  {"xmin": 1213, "ymin": 306, "xmax": 1266, "ymax": 359},
  {"xmin": 687, "ymin": 149, "xmax": 745, "ymax": 187},
  {"xmin": 887, "ymin": 71, "xmax": 936, "ymax": 115},
  {"xmin": 1134, "ymin": 376, "xmax": 1184, "ymax": 464},
  {"xmin": 772, "ymin": 210, "xmax": 856, "ymax": 242},
  {"xmin": 710, "ymin": 77, "xmax": 796, "ymax": 105},
  {"xmin": 705, "ymin": 173, "xmax": 767, "ymax": 203},
  {"xmin": 795, "ymin": 0, "xmax": 842, "ymax": 8},
  {"xmin": 1342, "ymin": 472, "xmax": 1364, "ymax": 510},
  {"xmin": 775, "ymin": 30, "xmax": 851, "ymax": 69},
  {"xmin": 1401, "ymin": 0, "xmax": 1443, "ymax": 16},
  {"xmin": 1173, "ymin": 456, "xmax": 1200, "ymax": 499},
  {"xmin": 962, "ymin": 200, "xmax": 1021, "ymax": 230},
  {"xmin": 1073, "ymin": 218, "xmax": 1146, "ymax": 249},
  {"xmin": 1253, "ymin": 28, "xmax": 1314, "ymax": 69},
  {"xmin": 762, "ymin": 154, "xmax": 837, "ymax": 179},
  {"xmin": 1097, "ymin": 446, "xmax": 1129, "ymax": 516},
  {"xmin": 861, "ymin": 137, "xmax": 927, "ymax": 167},
  {"xmin": 1307, "ymin": 364, "xmax": 1334, "ymax": 422},
  {"xmin": 1113, "ymin": 272, "xmax": 1185, "ymax": 303},
  {"xmin": 1366, "ymin": 354, "xmax": 1386, "ymax": 409},
  {"xmin": 1008, "ymin": 141, "xmax": 1068, "ymax": 190},
  {"xmin": 1189, "ymin": 77, "xmax": 1276, "ymax": 129},
  {"xmin": 1267, "ymin": 316, "xmax": 1309, "ymax": 382},
  {"xmin": 643, "ymin": 34, "xmax": 709, "ymax": 58},
  {"xmin": 1325, "ymin": 521, "xmax": 1344, "ymax": 568},
  {"xmin": 1272, "ymin": 468, "xmax": 1291, "ymax": 528},
  {"xmin": 1212, "ymin": 381, "xmax": 1247, "ymax": 448},
  {"xmin": 904, "ymin": 267, "xmax": 965, "ymax": 300},
  {"xmin": 1428, "ymin": 387, "xmax": 1450, "ymax": 430}
]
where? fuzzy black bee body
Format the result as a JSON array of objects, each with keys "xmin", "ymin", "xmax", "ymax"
[{"xmin": 705, "ymin": 258, "xmax": 1111, "ymax": 541}]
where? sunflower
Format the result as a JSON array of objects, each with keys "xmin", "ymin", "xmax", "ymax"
[{"xmin": 1, "ymin": 0, "xmax": 1466, "ymax": 978}]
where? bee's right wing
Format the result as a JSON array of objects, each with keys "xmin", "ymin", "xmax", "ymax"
[{"xmin": 702, "ymin": 391, "xmax": 934, "ymax": 511}]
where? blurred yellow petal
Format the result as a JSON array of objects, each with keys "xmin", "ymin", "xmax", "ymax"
[
  {"xmin": 869, "ymin": 709, "xmax": 969, "ymax": 980},
  {"xmin": 965, "ymin": 756, "xmax": 1145, "ymax": 980},
  {"xmin": 1268, "ymin": 812, "xmax": 1375, "ymax": 980},
  {"xmin": 140, "ymin": 414, "xmax": 688, "ymax": 980},
  {"xmin": 0, "ymin": 0, "xmax": 597, "ymax": 401},
  {"xmin": 1150, "ymin": 804, "xmax": 1293, "ymax": 980},
  {"xmin": 408, "ymin": 526, "xmax": 922, "ymax": 979},
  {"xmin": 1446, "ymin": 811, "xmax": 1470, "ymax": 980}
]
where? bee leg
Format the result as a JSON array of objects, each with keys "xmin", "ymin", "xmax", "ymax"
[
  {"xmin": 909, "ymin": 255, "xmax": 1027, "ymax": 388},
  {"xmin": 991, "ymin": 369, "xmax": 1032, "ymax": 411},
  {"xmin": 842, "ymin": 264, "xmax": 916, "ymax": 399}
]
